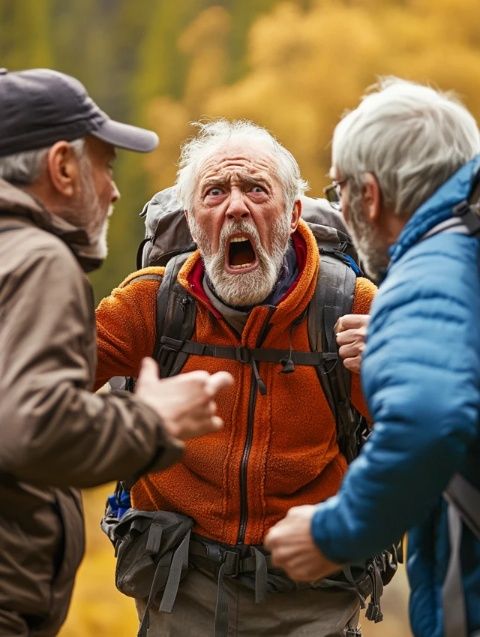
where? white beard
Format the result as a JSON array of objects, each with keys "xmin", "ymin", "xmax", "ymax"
[{"xmin": 190, "ymin": 213, "xmax": 292, "ymax": 306}]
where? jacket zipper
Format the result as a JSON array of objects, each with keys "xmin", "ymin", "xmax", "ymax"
[{"xmin": 237, "ymin": 306, "xmax": 275, "ymax": 545}]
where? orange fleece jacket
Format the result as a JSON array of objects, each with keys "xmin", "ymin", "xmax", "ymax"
[{"xmin": 96, "ymin": 220, "xmax": 376, "ymax": 546}]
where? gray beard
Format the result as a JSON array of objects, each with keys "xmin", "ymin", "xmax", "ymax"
[
  {"xmin": 65, "ymin": 158, "xmax": 111, "ymax": 260},
  {"xmin": 346, "ymin": 184, "xmax": 390, "ymax": 282},
  {"xmin": 190, "ymin": 214, "xmax": 291, "ymax": 306}
]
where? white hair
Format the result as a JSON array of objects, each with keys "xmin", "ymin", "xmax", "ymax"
[
  {"xmin": 332, "ymin": 77, "xmax": 480, "ymax": 217},
  {"xmin": 0, "ymin": 139, "xmax": 86, "ymax": 185},
  {"xmin": 175, "ymin": 119, "xmax": 308, "ymax": 212}
]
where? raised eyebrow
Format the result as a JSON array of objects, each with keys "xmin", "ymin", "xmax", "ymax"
[
  {"xmin": 202, "ymin": 178, "xmax": 227, "ymax": 189},
  {"xmin": 243, "ymin": 178, "xmax": 270, "ymax": 191}
]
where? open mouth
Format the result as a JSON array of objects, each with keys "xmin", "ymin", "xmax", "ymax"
[{"xmin": 226, "ymin": 234, "xmax": 258, "ymax": 273}]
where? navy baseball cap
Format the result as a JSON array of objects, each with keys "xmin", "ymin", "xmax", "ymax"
[{"xmin": 0, "ymin": 68, "xmax": 159, "ymax": 157}]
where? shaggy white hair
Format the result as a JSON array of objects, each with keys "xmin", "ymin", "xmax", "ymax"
[{"xmin": 175, "ymin": 119, "xmax": 308, "ymax": 213}]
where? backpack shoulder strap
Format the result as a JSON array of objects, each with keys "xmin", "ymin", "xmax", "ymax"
[
  {"xmin": 444, "ymin": 473, "xmax": 480, "ymax": 539},
  {"xmin": 152, "ymin": 252, "xmax": 197, "ymax": 378},
  {"xmin": 307, "ymin": 252, "xmax": 364, "ymax": 462},
  {"xmin": 442, "ymin": 474, "xmax": 480, "ymax": 637}
]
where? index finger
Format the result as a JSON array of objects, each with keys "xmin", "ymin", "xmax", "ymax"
[
  {"xmin": 206, "ymin": 371, "xmax": 234, "ymax": 396},
  {"xmin": 335, "ymin": 313, "xmax": 369, "ymax": 333}
]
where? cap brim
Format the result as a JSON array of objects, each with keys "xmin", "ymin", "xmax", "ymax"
[{"xmin": 92, "ymin": 118, "xmax": 159, "ymax": 153}]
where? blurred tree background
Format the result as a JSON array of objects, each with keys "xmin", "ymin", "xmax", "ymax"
[{"xmin": 2, "ymin": 0, "xmax": 479, "ymax": 634}]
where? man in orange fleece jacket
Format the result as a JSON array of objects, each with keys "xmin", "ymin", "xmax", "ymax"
[{"xmin": 96, "ymin": 120, "xmax": 376, "ymax": 636}]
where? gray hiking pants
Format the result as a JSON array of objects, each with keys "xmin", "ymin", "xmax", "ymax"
[{"xmin": 136, "ymin": 564, "xmax": 361, "ymax": 636}]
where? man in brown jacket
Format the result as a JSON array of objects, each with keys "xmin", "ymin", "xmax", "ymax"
[{"xmin": 0, "ymin": 68, "xmax": 231, "ymax": 637}]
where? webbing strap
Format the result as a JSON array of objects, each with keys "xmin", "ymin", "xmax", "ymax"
[
  {"xmin": 442, "ymin": 504, "xmax": 467, "ymax": 637},
  {"xmin": 252, "ymin": 547, "xmax": 268, "ymax": 603},
  {"xmin": 158, "ymin": 530, "xmax": 191, "ymax": 612},
  {"xmin": 442, "ymin": 474, "xmax": 480, "ymax": 637},
  {"xmin": 137, "ymin": 529, "xmax": 191, "ymax": 637},
  {"xmin": 340, "ymin": 565, "xmax": 367, "ymax": 608},
  {"xmin": 159, "ymin": 335, "xmax": 337, "ymax": 367},
  {"xmin": 365, "ymin": 564, "xmax": 384, "ymax": 623},
  {"xmin": 189, "ymin": 538, "xmax": 270, "ymax": 637},
  {"xmin": 188, "ymin": 538, "xmax": 273, "ymax": 575},
  {"xmin": 214, "ymin": 560, "xmax": 230, "ymax": 637},
  {"xmin": 212, "ymin": 547, "xmax": 269, "ymax": 637},
  {"xmin": 444, "ymin": 473, "xmax": 480, "ymax": 539}
]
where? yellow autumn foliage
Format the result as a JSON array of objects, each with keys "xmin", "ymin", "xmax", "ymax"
[
  {"xmin": 59, "ymin": 486, "xmax": 138, "ymax": 637},
  {"xmin": 144, "ymin": 0, "xmax": 480, "ymax": 199}
]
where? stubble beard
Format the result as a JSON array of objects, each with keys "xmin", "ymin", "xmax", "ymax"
[
  {"xmin": 62, "ymin": 156, "xmax": 112, "ymax": 260},
  {"xmin": 190, "ymin": 213, "xmax": 292, "ymax": 307},
  {"xmin": 346, "ymin": 184, "xmax": 390, "ymax": 282}
]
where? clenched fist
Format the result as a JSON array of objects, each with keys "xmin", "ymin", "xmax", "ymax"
[{"xmin": 335, "ymin": 313, "xmax": 369, "ymax": 374}]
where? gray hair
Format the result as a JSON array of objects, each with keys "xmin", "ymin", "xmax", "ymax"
[
  {"xmin": 0, "ymin": 138, "xmax": 86, "ymax": 185},
  {"xmin": 175, "ymin": 119, "xmax": 308, "ymax": 213},
  {"xmin": 332, "ymin": 77, "xmax": 480, "ymax": 217}
]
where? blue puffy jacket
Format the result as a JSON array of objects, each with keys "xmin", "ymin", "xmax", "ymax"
[{"xmin": 311, "ymin": 157, "xmax": 480, "ymax": 637}]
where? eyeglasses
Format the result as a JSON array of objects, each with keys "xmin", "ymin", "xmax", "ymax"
[{"xmin": 323, "ymin": 178, "xmax": 348, "ymax": 206}]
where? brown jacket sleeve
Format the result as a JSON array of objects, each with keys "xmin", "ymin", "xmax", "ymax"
[
  {"xmin": 0, "ymin": 238, "xmax": 181, "ymax": 488},
  {"xmin": 350, "ymin": 276, "xmax": 377, "ymax": 419}
]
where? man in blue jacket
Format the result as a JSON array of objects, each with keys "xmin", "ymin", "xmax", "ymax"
[{"xmin": 265, "ymin": 77, "xmax": 480, "ymax": 637}]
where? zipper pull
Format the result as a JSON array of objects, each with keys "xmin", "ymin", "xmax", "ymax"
[{"xmin": 251, "ymin": 359, "xmax": 267, "ymax": 395}]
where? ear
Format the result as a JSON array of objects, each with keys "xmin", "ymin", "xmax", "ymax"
[
  {"xmin": 362, "ymin": 173, "xmax": 383, "ymax": 225},
  {"xmin": 45, "ymin": 141, "xmax": 81, "ymax": 198},
  {"xmin": 289, "ymin": 199, "xmax": 302, "ymax": 233}
]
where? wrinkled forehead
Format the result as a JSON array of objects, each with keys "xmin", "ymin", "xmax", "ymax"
[{"xmin": 196, "ymin": 143, "xmax": 281, "ymax": 189}]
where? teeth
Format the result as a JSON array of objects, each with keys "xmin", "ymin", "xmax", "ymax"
[
  {"xmin": 230, "ymin": 235, "xmax": 249, "ymax": 243},
  {"xmin": 231, "ymin": 262, "xmax": 253, "ymax": 270}
]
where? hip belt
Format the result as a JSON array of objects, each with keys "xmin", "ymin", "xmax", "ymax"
[{"xmin": 189, "ymin": 534, "xmax": 272, "ymax": 636}]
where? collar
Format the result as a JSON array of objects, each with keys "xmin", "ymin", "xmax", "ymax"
[
  {"xmin": 0, "ymin": 178, "xmax": 103, "ymax": 272},
  {"xmin": 388, "ymin": 154, "xmax": 480, "ymax": 267}
]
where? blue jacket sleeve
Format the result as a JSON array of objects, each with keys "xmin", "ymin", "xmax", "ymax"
[{"xmin": 311, "ymin": 236, "xmax": 480, "ymax": 563}]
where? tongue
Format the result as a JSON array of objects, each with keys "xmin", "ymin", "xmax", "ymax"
[{"xmin": 229, "ymin": 240, "xmax": 255, "ymax": 266}]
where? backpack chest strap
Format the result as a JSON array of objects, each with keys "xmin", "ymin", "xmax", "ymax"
[{"xmin": 159, "ymin": 335, "xmax": 337, "ymax": 368}]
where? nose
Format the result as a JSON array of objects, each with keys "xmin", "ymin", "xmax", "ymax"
[
  {"xmin": 111, "ymin": 180, "xmax": 120, "ymax": 203},
  {"xmin": 225, "ymin": 188, "xmax": 249, "ymax": 221}
]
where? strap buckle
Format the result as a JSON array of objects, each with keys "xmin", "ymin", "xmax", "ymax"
[
  {"xmin": 452, "ymin": 200, "xmax": 471, "ymax": 217},
  {"xmin": 235, "ymin": 346, "xmax": 252, "ymax": 364},
  {"xmin": 222, "ymin": 550, "xmax": 240, "ymax": 577}
]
